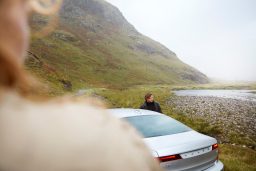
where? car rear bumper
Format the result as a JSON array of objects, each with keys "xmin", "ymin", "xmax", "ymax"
[
  {"xmin": 161, "ymin": 160, "xmax": 224, "ymax": 171},
  {"xmin": 205, "ymin": 160, "xmax": 224, "ymax": 171}
]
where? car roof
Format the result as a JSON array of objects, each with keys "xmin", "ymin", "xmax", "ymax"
[{"xmin": 107, "ymin": 108, "xmax": 162, "ymax": 118}]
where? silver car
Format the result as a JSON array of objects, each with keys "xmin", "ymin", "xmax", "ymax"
[{"xmin": 109, "ymin": 109, "xmax": 224, "ymax": 171}]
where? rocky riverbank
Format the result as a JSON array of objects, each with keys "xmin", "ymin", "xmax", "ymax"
[{"xmin": 167, "ymin": 96, "xmax": 256, "ymax": 149}]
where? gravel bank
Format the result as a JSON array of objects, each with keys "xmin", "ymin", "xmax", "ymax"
[{"xmin": 167, "ymin": 96, "xmax": 256, "ymax": 148}]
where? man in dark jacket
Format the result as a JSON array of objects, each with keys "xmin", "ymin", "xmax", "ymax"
[{"xmin": 140, "ymin": 93, "xmax": 162, "ymax": 113}]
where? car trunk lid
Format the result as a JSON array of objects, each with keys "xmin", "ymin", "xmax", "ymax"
[{"xmin": 144, "ymin": 131, "xmax": 218, "ymax": 171}]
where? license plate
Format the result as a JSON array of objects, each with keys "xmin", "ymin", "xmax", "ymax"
[{"xmin": 180, "ymin": 146, "xmax": 211, "ymax": 158}]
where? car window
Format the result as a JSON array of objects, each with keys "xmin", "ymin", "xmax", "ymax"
[{"xmin": 124, "ymin": 115, "xmax": 192, "ymax": 138}]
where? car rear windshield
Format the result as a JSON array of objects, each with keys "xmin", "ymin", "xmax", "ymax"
[{"xmin": 124, "ymin": 115, "xmax": 192, "ymax": 138}]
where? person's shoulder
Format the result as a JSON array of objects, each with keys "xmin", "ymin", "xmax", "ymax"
[
  {"xmin": 154, "ymin": 101, "xmax": 160, "ymax": 106},
  {"xmin": 140, "ymin": 102, "xmax": 146, "ymax": 108}
]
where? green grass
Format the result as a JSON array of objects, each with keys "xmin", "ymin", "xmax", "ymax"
[
  {"xmin": 96, "ymin": 85, "xmax": 171, "ymax": 108},
  {"xmin": 219, "ymin": 144, "xmax": 256, "ymax": 171}
]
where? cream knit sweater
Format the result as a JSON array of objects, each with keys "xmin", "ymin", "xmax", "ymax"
[{"xmin": 0, "ymin": 92, "xmax": 162, "ymax": 171}]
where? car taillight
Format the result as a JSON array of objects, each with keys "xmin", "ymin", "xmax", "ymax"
[
  {"xmin": 212, "ymin": 143, "xmax": 218, "ymax": 150},
  {"xmin": 212, "ymin": 143, "xmax": 219, "ymax": 161},
  {"xmin": 158, "ymin": 154, "xmax": 182, "ymax": 162}
]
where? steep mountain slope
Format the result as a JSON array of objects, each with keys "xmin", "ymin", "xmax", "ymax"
[{"xmin": 26, "ymin": 0, "xmax": 208, "ymax": 92}]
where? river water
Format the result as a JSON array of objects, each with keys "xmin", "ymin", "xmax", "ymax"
[{"xmin": 174, "ymin": 89, "xmax": 256, "ymax": 102}]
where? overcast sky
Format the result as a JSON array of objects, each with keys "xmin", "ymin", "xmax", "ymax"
[{"xmin": 106, "ymin": 0, "xmax": 256, "ymax": 81}]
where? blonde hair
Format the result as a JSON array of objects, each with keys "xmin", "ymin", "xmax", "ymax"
[
  {"xmin": 29, "ymin": 0, "xmax": 63, "ymax": 15},
  {"xmin": 30, "ymin": 0, "xmax": 62, "ymax": 38},
  {"xmin": 0, "ymin": 0, "xmax": 62, "ymax": 95}
]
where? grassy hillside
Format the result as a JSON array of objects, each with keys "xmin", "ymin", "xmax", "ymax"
[{"xmin": 25, "ymin": 0, "xmax": 208, "ymax": 94}]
